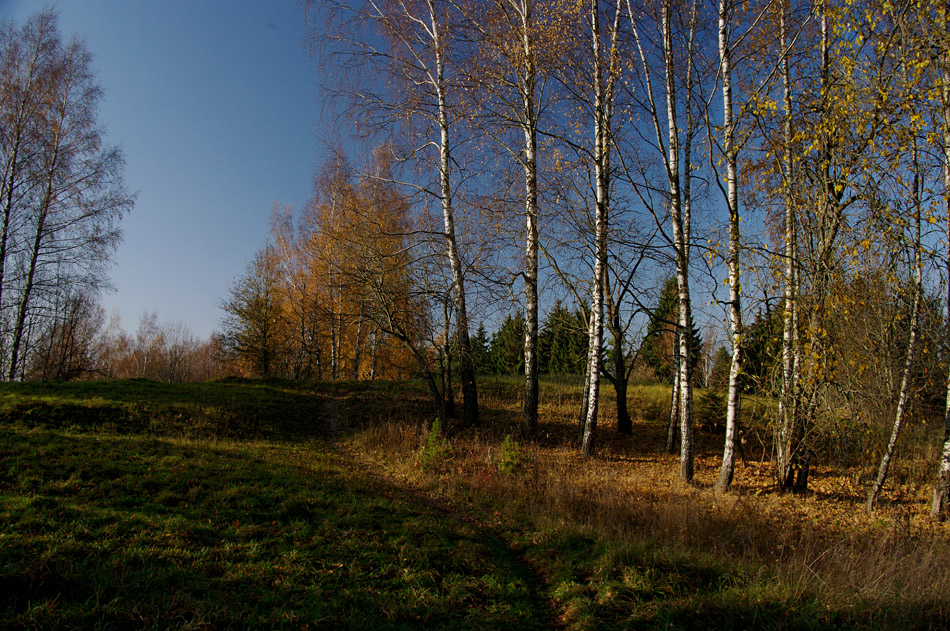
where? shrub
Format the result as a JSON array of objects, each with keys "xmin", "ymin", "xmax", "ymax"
[
  {"xmin": 494, "ymin": 434, "xmax": 524, "ymax": 475},
  {"xmin": 419, "ymin": 418, "xmax": 450, "ymax": 469}
]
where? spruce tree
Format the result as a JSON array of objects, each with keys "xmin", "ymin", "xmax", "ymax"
[
  {"xmin": 489, "ymin": 313, "xmax": 525, "ymax": 375},
  {"xmin": 640, "ymin": 278, "xmax": 701, "ymax": 382},
  {"xmin": 470, "ymin": 323, "xmax": 491, "ymax": 375},
  {"xmin": 538, "ymin": 300, "xmax": 589, "ymax": 375}
]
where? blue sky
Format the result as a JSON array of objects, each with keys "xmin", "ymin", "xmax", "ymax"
[{"xmin": 0, "ymin": 0, "xmax": 328, "ymax": 338}]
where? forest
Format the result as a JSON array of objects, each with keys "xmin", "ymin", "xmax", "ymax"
[
  {"xmin": 215, "ymin": 0, "xmax": 950, "ymax": 517},
  {"xmin": 6, "ymin": 2, "xmax": 950, "ymax": 627},
  {"xmin": 5, "ymin": 1, "xmax": 950, "ymax": 510}
]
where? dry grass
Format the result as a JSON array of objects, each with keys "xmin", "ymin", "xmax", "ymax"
[{"xmin": 337, "ymin": 377, "xmax": 950, "ymax": 628}]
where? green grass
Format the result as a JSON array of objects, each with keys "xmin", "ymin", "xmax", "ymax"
[
  {"xmin": 0, "ymin": 378, "xmax": 328, "ymax": 440},
  {"xmin": 0, "ymin": 380, "xmax": 549, "ymax": 630},
  {"xmin": 2, "ymin": 377, "xmax": 948, "ymax": 630}
]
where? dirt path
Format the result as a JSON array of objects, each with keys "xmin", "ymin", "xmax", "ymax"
[{"xmin": 318, "ymin": 396, "xmax": 563, "ymax": 629}]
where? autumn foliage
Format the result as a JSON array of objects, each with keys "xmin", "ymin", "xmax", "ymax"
[{"xmin": 221, "ymin": 153, "xmax": 421, "ymax": 382}]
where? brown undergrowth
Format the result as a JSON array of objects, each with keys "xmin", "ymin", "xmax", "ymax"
[{"xmin": 333, "ymin": 377, "xmax": 950, "ymax": 628}]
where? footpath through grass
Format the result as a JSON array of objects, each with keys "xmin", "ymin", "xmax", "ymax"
[
  {"xmin": 4, "ymin": 377, "xmax": 950, "ymax": 630},
  {"xmin": 0, "ymin": 379, "xmax": 549, "ymax": 630}
]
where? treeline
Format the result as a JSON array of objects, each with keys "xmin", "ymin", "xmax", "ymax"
[
  {"xmin": 298, "ymin": 0, "xmax": 950, "ymax": 514},
  {"xmin": 27, "ymin": 302, "xmax": 225, "ymax": 383},
  {"xmin": 471, "ymin": 303, "xmax": 588, "ymax": 377}
]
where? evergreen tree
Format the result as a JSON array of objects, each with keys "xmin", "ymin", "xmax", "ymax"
[
  {"xmin": 707, "ymin": 346, "xmax": 733, "ymax": 390},
  {"xmin": 470, "ymin": 322, "xmax": 491, "ymax": 375},
  {"xmin": 489, "ymin": 313, "xmax": 525, "ymax": 375},
  {"xmin": 538, "ymin": 300, "xmax": 589, "ymax": 375},
  {"xmin": 640, "ymin": 278, "xmax": 701, "ymax": 382},
  {"xmin": 741, "ymin": 305, "xmax": 784, "ymax": 393}
]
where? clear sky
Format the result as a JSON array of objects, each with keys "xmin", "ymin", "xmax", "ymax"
[{"xmin": 0, "ymin": 0, "xmax": 327, "ymax": 338}]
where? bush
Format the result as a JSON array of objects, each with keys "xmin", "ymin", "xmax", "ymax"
[
  {"xmin": 419, "ymin": 418, "xmax": 450, "ymax": 469},
  {"xmin": 494, "ymin": 435, "xmax": 524, "ymax": 475}
]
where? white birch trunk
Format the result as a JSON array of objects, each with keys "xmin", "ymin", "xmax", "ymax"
[
  {"xmin": 933, "ymin": 59, "xmax": 950, "ymax": 519},
  {"xmin": 716, "ymin": 0, "xmax": 743, "ymax": 493},
  {"xmin": 517, "ymin": 0, "xmax": 540, "ymax": 440},
  {"xmin": 428, "ymin": 0, "xmax": 479, "ymax": 427},
  {"xmin": 660, "ymin": 0, "xmax": 694, "ymax": 482},
  {"xmin": 777, "ymin": 4, "xmax": 800, "ymax": 489},
  {"xmin": 581, "ymin": 0, "xmax": 610, "ymax": 457},
  {"xmin": 867, "ymin": 140, "xmax": 923, "ymax": 511}
]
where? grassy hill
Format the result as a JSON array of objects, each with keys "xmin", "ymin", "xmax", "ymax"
[{"xmin": 2, "ymin": 378, "xmax": 949, "ymax": 629}]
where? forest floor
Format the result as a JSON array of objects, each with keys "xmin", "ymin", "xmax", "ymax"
[{"xmin": 1, "ymin": 377, "xmax": 949, "ymax": 629}]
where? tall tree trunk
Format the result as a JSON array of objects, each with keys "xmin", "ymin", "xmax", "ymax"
[
  {"xmin": 0, "ymin": 28, "xmax": 49, "ymax": 371},
  {"xmin": 783, "ymin": 2, "xmax": 838, "ymax": 493},
  {"xmin": 777, "ymin": 1, "xmax": 801, "ymax": 490},
  {"xmin": 662, "ymin": 0, "xmax": 694, "ymax": 482},
  {"xmin": 867, "ymin": 134, "xmax": 923, "ymax": 512},
  {"xmin": 429, "ymin": 0, "xmax": 478, "ymax": 427},
  {"xmin": 0, "ymin": 136, "xmax": 22, "ymax": 339},
  {"xmin": 627, "ymin": 0, "xmax": 693, "ymax": 466},
  {"xmin": 716, "ymin": 0, "xmax": 743, "ymax": 493},
  {"xmin": 519, "ymin": 0, "xmax": 540, "ymax": 440},
  {"xmin": 932, "ymin": 54, "xmax": 950, "ymax": 520},
  {"xmin": 9, "ymin": 139, "xmax": 59, "ymax": 380},
  {"xmin": 581, "ymin": 0, "xmax": 610, "ymax": 457}
]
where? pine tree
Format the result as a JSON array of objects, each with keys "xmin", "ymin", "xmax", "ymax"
[
  {"xmin": 640, "ymin": 278, "xmax": 701, "ymax": 382},
  {"xmin": 538, "ymin": 300, "xmax": 588, "ymax": 375},
  {"xmin": 489, "ymin": 313, "xmax": 525, "ymax": 375}
]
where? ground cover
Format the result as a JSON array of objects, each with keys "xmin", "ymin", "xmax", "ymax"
[
  {"xmin": 2, "ymin": 377, "xmax": 949, "ymax": 629},
  {"xmin": 338, "ymin": 376, "xmax": 950, "ymax": 629},
  {"xmin": 0, "ymin": 380, "xmax": 549, "ymax": 630}
]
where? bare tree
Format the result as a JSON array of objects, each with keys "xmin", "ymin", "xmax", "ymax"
[
  {"xmin": 579, "ymin": 0, "xmax": 622, "ymax": 456},
  {"xmin": 452, "ymin": 0, "xmax": 565, "ymax": 439},
  {"xmin": 0, "ymin": 11, "xmax": 131, "ymax": 380},
  {"xmin": 27, "ymin": 287, "xmax": 105, "ymax": 381}
]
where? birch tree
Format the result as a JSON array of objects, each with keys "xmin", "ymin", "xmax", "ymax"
[
  {"xmin": 625, "ymin": 0, "xmax": 702, "ymax": 480},
  {"xmin": 320, "ymin": 0, "xmax": 479, "ymax": 425},
  {"xmin": 866, "ymin": 133, "xmax": 925, "ymax": 512},
  {"xmin": 712, "ymin": 0, "xmax": 743, "ymax": 492},
  {"xmin": 459, "ymin": 0, "xmax": 564, "ymax": 439},
  {"xmin": 580, "ymin": 0, "xmax": 622, "ymax": 456},
  {"xmin": 933, "ymin": 8, "xmax": 950, "ymax": 520},
  {"xmin": 776, "ymin": 0, "xmax": 803, "ymax": 493},
  {"xmin": 0, "ymin": 11, "xmax": 131, "ymax": 380}
]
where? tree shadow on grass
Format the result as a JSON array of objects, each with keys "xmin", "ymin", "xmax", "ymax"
[
  {"xmin": 0, "ymin": 378, "xmax": 333, "ymax": 441},
  {"xmin": 0, "ymin": 426, "xmax": 552, "ymax": 630}
]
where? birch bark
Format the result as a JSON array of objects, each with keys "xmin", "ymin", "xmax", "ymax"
[{"xmin": 715, "ymin": 0, "xmax": 743, "ymax": 492}]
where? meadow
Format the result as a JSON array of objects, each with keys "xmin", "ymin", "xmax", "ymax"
[{"xmin": 2, "ymin": 377, "xmax": 949, "ymax": 629}]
